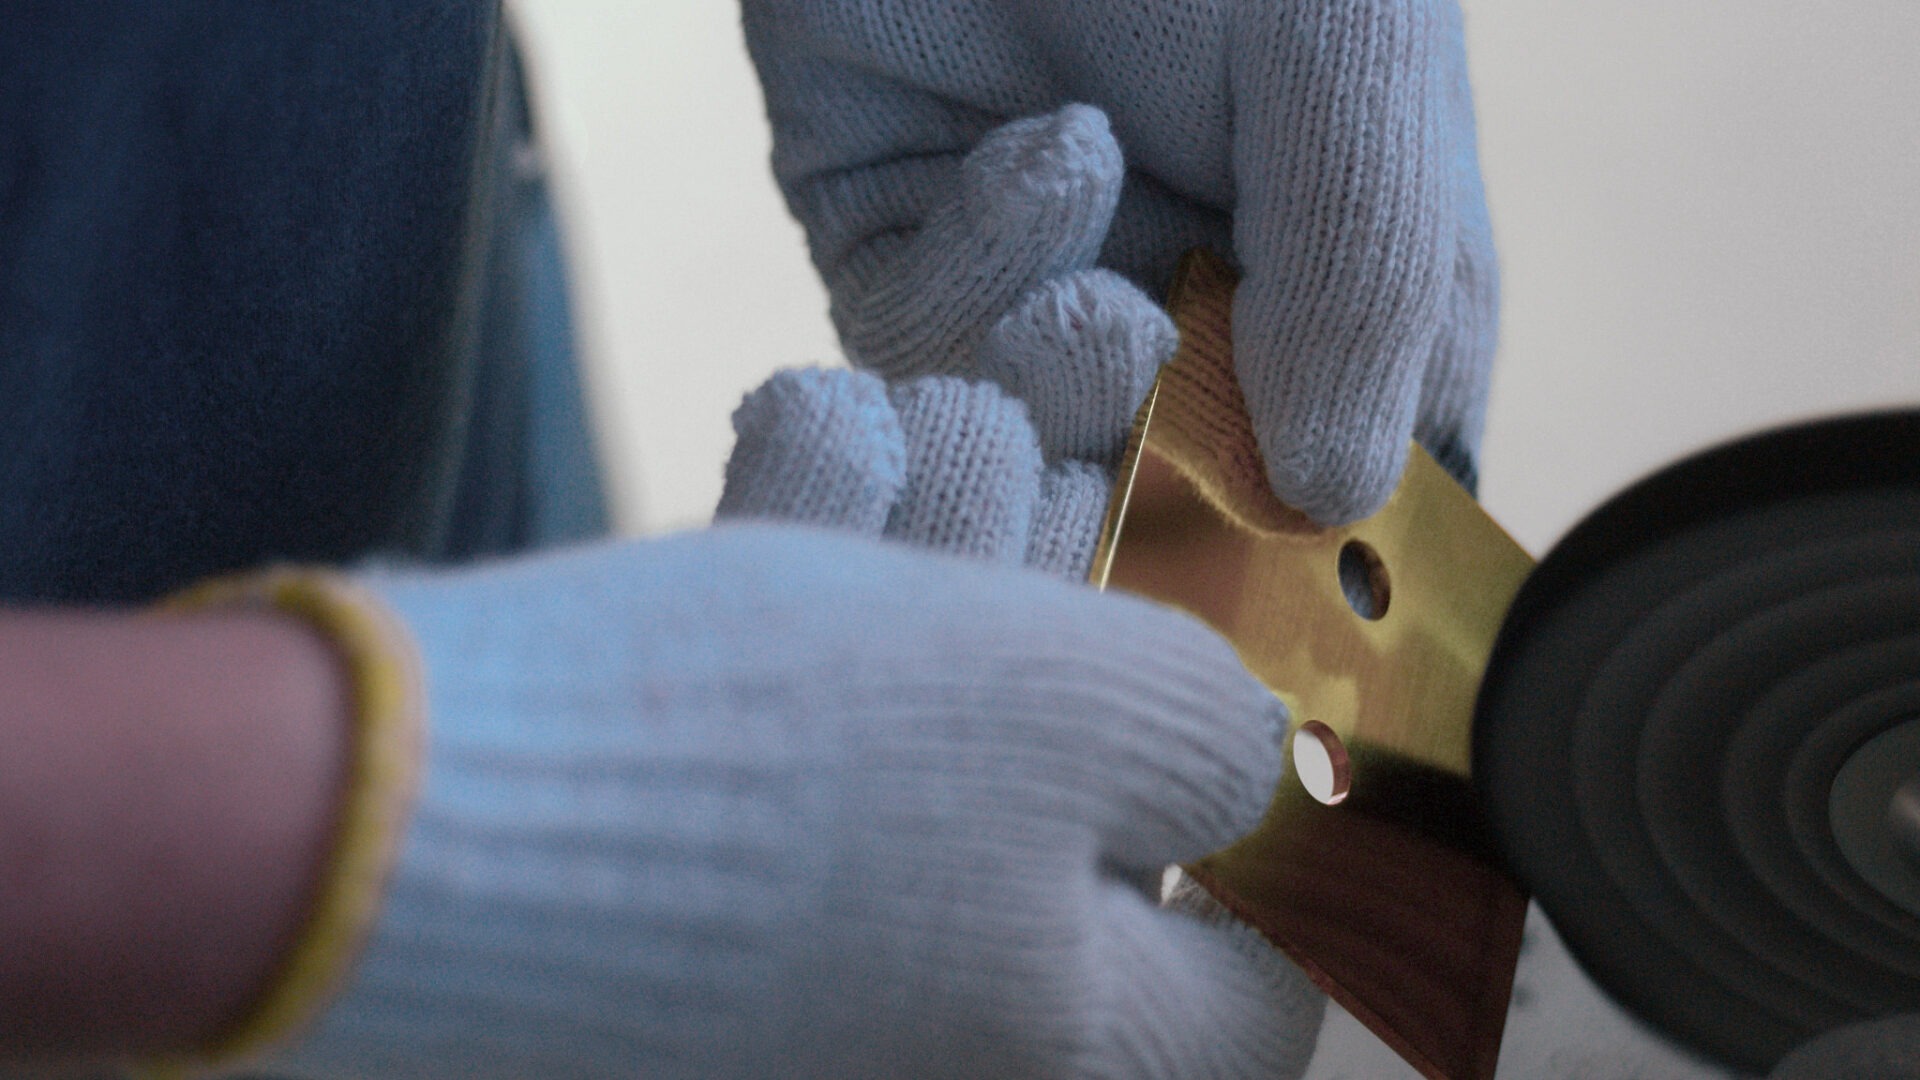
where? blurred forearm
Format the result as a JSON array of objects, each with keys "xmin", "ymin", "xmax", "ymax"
[{"xmin": 0, "ymin": 607, "xmax": 349, "ymax": 1062}]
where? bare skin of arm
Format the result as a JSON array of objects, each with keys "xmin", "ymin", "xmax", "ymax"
[{"xmin": 0, "ymin": 608, "xmax": 350, "ymax": 1064}]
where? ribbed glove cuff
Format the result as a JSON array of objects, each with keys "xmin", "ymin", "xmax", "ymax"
[
  {"xmin": 257, "ymin": 553, "xmax": 829, "ymax": 1078},
  {"xmin": 131, "ymin": 570, "xmax": 425, "ymax": 1079}
]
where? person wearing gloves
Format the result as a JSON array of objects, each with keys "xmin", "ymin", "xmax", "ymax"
[
  {"xmin": 0, "ymin": 3, "xmax": 1327, "ymax": 1076},
  {"xmin": 2, "ymin": 3, "xmax": 1904, "ymax": 1080}
]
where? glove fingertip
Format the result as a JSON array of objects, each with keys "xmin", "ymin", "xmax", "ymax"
[
  {"xmin": 1264, "ymin": 436, "xmax": 1409, "ymax": 526},
  {"xmin": 1234, "ymin": 339, "xmax": 1421, "ymax": 525},
  {"xmin": 831, "ymin": 105, "xmax": 1126, "ymax": 380},
  {"xmin": 981, "ymin": 268, "xmax": 1172, "ymax": 467},
  {"xmin": 1223, "ymin": 692, "xmax": 1292, "ymax": 841},
  {"xmin": 717, "ymin": 367, "xmax": 907, "ymax": 533},
  {"xmin": 962, "ymin": 103, "xmax": 1123, "ymax": 232}
]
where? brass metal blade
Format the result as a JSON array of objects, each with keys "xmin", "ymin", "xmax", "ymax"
[{"xmin": 1091, "ymin": 250, "xmax": 1535, "ymax": 1080}]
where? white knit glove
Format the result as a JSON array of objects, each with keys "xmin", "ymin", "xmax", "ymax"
[
  {"xmin": 717, "ymin": 261, "xmax": 1176, "ymax": 581},
  {"xmin": 256, "ymin": 527, "xmax": 1325, "ymax": 1079},
  {"xmin": 742, "ymin": 0, "xmax": 1497, "ymax": 523},
  {"xmin": 716, "ymin": 248, "xmax": 1328, "ymax": 1080}
]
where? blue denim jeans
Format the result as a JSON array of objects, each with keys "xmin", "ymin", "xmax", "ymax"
[{"xmin": 0, "ymin": 1, "xmax": 607, "ymax": 603}]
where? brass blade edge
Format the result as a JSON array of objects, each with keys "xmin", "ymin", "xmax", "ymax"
[{"xmin": 1091, "ymin": 249, "xmax": 1536, "ymax": 1080}]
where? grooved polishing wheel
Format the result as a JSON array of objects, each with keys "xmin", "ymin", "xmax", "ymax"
[{"xmin": 1474, "ymin": 411, "xmax": 1920, "ymax": 1072}]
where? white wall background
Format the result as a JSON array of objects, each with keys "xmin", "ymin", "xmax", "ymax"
[
  {"xmin": 510, "ymin": 0, "xmax": 839, "ymax": 534},
  {"xmin": 510, "ymin": 2, "xmax": 1920, "ymax": 1075},
  {"xmin": 1468, "ymin": 2, "xmax": 1920, "ymax": 555}
]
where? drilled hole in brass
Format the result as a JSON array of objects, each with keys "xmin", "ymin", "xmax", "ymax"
[
  {"xmin": 1339, "ymin": 539, "xmax": 1391, "ymax": 621},
  {"xmin": 1294, "ymin": 720, "xmax": 1352, "ymax": 806}
]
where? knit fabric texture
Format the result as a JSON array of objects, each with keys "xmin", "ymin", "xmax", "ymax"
[
  {"xmin": 261, "ymin": 526, "xmax": 1325, "ymax": 1078},
  {"xmin": 720, "ymin": 367, "xmax": 1103, "ymax": 580},
  {"xmin": 714, "ymin": 210, "xmax": 1330, "ymax": 1074},
  {"xmin": 742, "ymin": 0, "xmax": 1498, "ymax": 523},
  {"xmin": 719, "ymin": 246, "xmax": 1178, "ymax": 581}
]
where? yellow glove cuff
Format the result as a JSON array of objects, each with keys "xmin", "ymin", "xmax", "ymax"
[{"xmin": 131, "ymin": 569, "xmax": 425, "ymax": 1078}]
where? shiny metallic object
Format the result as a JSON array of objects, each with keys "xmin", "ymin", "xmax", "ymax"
[{"xmin": 1091, "ymin": 250, "xmax": 1534, "ymax": 1080}]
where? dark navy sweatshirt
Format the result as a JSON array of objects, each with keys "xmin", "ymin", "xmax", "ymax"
[{"xmin": 0, "ymin": 1, "xmax": 607, "ymax": 604}]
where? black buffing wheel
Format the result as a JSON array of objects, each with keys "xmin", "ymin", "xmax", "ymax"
[{"xmin": 1474, "ymin": 410, "xmax": 1920, "ymax": 1073}]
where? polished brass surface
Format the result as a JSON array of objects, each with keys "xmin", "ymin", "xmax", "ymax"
[{"xmin": 1092, "ymin": 250, "xmax": 1536, "ymax": 1080}]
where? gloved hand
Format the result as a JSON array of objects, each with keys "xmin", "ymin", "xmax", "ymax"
[
  {"xmin": 742, "ymin": 0, "xmax": 1496, "ymax": 523},
  {"xmin": 248, "ymin": 527, "xmax": 1326, "ymax": 1079},
  {"xmin": 715, "ymin": 245, "xmax": 1328, "ymax": 1078},
  {"xmin": 717, "ymin": 265, "xmax": 1174, "ymax": 582}
]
